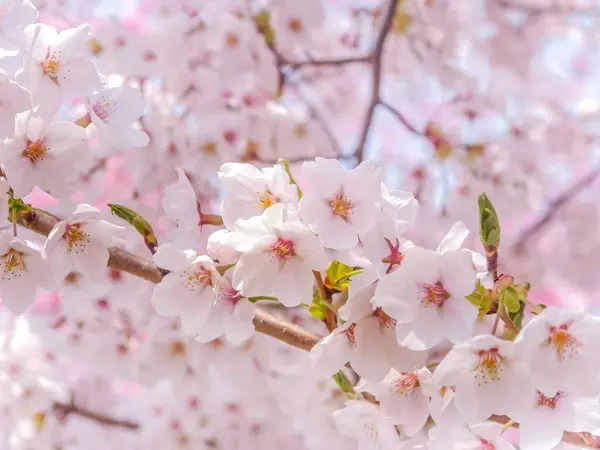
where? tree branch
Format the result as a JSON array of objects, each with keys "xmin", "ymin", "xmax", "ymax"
[
  {"xmin": 379, "ymin": 101, "xmax": 423, "ymax": 137},
  {"xmin": 512, "ymin": 164, "xmax": 600, "ymax": 253},
  {"xmin": 53, "ymin": 401, "xmax": 139, "ymax": 430},
  {"xmin": 17, "ymin": 211, "xmax": 322, "ymax": 352},
  {"xmin": 284, "ymin": 56, "xmax": 371, "ymax": 70},
  {"xmin": 353, "ymin": 0, "xmax": 399, "ymax": 163},
  {"xmin": 496, "ymin": 0, "xmax": 600, "ymax": 15}
]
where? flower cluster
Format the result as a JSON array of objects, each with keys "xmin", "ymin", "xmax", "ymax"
[{"xmin": 0, "ymin": 0, "xmax": 599, "ymax": 449}]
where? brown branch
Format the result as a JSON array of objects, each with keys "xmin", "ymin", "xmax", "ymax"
[
  {"xmin": 53, "ymin": 401, "xmax": 139, "ymax": 430},
  {"xmin": 17, "ymin": 210, "xmax": 322, "ymax": 352},
  {"xmin": 512, "ymin": 164, "xmax": 600, "ymax": 253},
  {"xmin": 284, "ymin": 56, "xmax": 371, "ymax": 70},
  {"xmin": 379, "ymin": 101, "xmax": 423, "ymax": 137},
  {"xmin": 354, "ymin": 0, "xmax": 399, "ymax": 163}
]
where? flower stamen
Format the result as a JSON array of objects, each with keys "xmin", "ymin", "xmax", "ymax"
[
  {"xmin": 328, "ymin": 190, "xmax": 354, "ymax": 222},
  {"xmin": 420, "ymin": 281, "xmax": 450, "ymax": 307},
  {"xmin": 474, "ymin": 347, "xmax": 504, "ymax": 382},
  {"xmin": 258, "ymin": 190, "xmax": 279, "ymax": 209},
  {"xmin": 269, "ymin": 238, "xmax": 295, "ymax": 261},
  {"xmin": 23, "ymin": 138, "xmax": 48, "ymax": 164}
]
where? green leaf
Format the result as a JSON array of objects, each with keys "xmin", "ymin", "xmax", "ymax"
[
  {"xmin": 108, "ymin": 204, "xmax": 158, "ymax": 252},
  {"xmin": 478, "ymin": 193, "xmax": 501, "ymax": 249},
  {"xmin": 247, "ymin": 296, "xmax": 279, "ymax": 303},
  {"xmin": 325, "ymin": 260, "xmax": 363, "ymax": 292},
  {"xmin": 308, "ymin": 303, "xmax": 326, "ymax": 320},
  {"xmin": 8, "ymin": 196, "xmax": 31, "ymax": 222},
  {"xmin": 332, "ymin": 370, "xmax": 355, "ymax": 395},
  {"xmin": 501, "ymin": 286, "xmax": 522, "ymax": 313}
]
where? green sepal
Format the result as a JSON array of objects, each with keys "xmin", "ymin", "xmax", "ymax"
[
  {"xmin": 108, "ymin": 203, "xmax": 158, "ymax": 252},
  {"xmin": 325, "ymin": 260, "xmax": 363, "ymax": 293},
  {"xmin": 478, "ymin": 193, "xmax": 500, "ymax": 249},
  {"xmin": 333, "ymin": 370, "xmax": 355, "ymax": 395}
]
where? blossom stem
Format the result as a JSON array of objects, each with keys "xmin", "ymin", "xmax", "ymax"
[
  {"xmin": 491, "ymin": 304, "xmax": 502, "ymax": 336},
  {"xmin": 313, "ymin": 270, "xmax": 337, "ymax": 332},
  {"xmin": 199, "ymin": 213, "xmax": 224, "ymax": 227},
  {"xmin": 16, "ymin": 209, "xmax": 323, "ymax": 352},
  {"xmin": 52, "ymin": 400, "xmax": 139, "ymax": 430}
]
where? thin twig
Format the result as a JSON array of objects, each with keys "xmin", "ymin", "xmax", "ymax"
[
  {"xmin": 17, "ymin": 210, "xmax": 322, "ymax": 352},
  {"xmin": 53, "ymin": 401, "xmax": 139, "ymax": 430},
  {"xmin": 379, "ymin": 101, "xmax": 423, "ymax": 137},
  {"xmin": 354, "ymin": 0, "xmax": 399, "ymax": 163},
  {"xmin": 512, "ymin": 164, "xmax": 600, "ymax": 253},
  {"xmin": 496, "ymin": 0, "xmax": 600, "ymax": 15},
  {"xmin": 284, "ymin": 56, "xmax": 371, "ymax": 70}
]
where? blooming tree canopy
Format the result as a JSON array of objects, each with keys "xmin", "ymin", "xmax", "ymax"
[{"xmin": 1, "ymin": 0, "xmax": 600, "ymax": 449}]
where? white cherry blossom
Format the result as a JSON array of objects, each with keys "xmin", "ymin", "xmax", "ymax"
[
  {"xmin": 332, "ymin": 400, "xmax": 402, "ymax": 450},
  {"xmin": 0, "ymin": 0, "xmax": 37, "ymax": 55},
  {"xmin": 374, "ymin": 243, "xmax": 478, "ymax": 350},
  {"xmin": 85, "ymin": 84, "xmax": 149, "ymax": 148},
  {"xmin": 229, "ymin": 203, "xmax": 328, "ymax": 307},
  {"xmin": 151, "ymin": 244, "xmax": 218, "ymax": 336},
  {"xmin": 217, "ymin": 162, "xmax": 299, "ymax": 229},
  {"xmin": 1, "ymin": 113, "xmax": 87, "ymax": 198},
  {"xmin": 44, "ymin": 204, "xmax": 126, "ymax": 284},
  {"xmin": 299, "ymin": 157, "xmax": 383, "ymax": 250},
  {"xmin": 433, "ymin": 335, "xmax": 535, "ymax": 423},
  {"xmin": 0, "ymin": 234, "xmax": 48, "ymax": 315},
  {"xmin": 357, "ymin": 368, "xmax": 432, "ymax": 436},
  {"xmin": 18, "ymin": 23, "xmax": 102, "ymax": 115},
  {"xmin": 515, "ymin": 307, "xmax": 600, "ymax": 396},
  {"xmin": 310, "ymin": 283, "xmax": 427, "ymax": 382}
]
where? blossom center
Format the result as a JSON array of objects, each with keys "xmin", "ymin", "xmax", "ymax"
[
  {"xmin": 258, "ymin": 190, "xmax": 279, "ymax": 209},
  {"xmin": 225, "ymin": 32, "xmax": 239, "ymax": 48},
  {"xmin": 91, "ymin": 100, "xmax": 113, "ymax": 121},
  {"xmin": 184, "ymin": 267, "xmax": 213, "ymax": 291},
  {"xmin": 168, "ymin": 340, "xmax": 186, "ymax": 357},
  {"xmin": 381, "ymin": 237, "xmax": 403, "ymax": 274},
  {"xmin": 288, "ymin": 18, "xmax": 304, "ymax": 32},
  {"xmin": 328, "ymin": 190, "xmax": 354, "ymax": 222},
  {"xmin": 420, "ymin": 281, "xmax": 450, "ymax": 307},
  {"xmin": 394, "ymin": 372, "xmax": 419, "ymax": 396},
  {"xmin": 345, "ymin": 323, "xmax": 357, "ymax": 346},
  {"xmin": 1, "ymin": 248, "xmax": 25, "ymax": 276},
  {"xmin": 41, "ymin": 51, "xmax": 62, "ymax": 85},
  {"xmin": 220, "ymin": 287, "xmax": 241, "ymax": 305},
  {"xmin": 548, "ymin": 323, "xmax": 580, "ymax": 359},
  {"xmin": 269, "ymin": 238, "xmax": 295, "ymax": 261},
  {"xmin": 536, "ymin": 390, "xmax": 562, "ymax": 409},
  {"xmin": 374, "ymin": 307, "xmax": 396, "ymax": 330},
  {"xmin": 474, "ymin": 347, "xmax": 504, "ymax": 382},
  {"xmin": 23, "ymin": 138, "xmax": 48, "ymax": 163},
  {"xmin": 63, "ymin": 224, "xmax": 88, "ymax": 253}
]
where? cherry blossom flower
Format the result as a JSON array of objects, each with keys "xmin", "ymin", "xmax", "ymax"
[
  {"xmin": 1, "ymin": 113, "xmax": 88, "ymax": 198},
  {"xmin": 299, "ymin": 158, "xmax": 383, "ymax": 250},
  {"xmin": 18, "ymin": 23, "xmax": 102, "ymax": 115},
  {"xmin": 374, "ymin": 242, "xmax": 477, "ymax": 350},
  {"xmin": 512, "ymin": 390, "xmax": 600, "ymax": 450},
  {"xmin": 0, "ymin": 233, "xmax": 48, "ymax": 315},
  {"xmin": 433, "ymin": 335, "xmax": 535, "ymax": 423},
  {"xmin": 85, "ymin": 85, "xmax": 149, "ymax": 148},
  {"xmin": 44, "ymin": 204, "xmax": 126, "ymax": 284},
  {"xmin": 151, "ymin": 244, "xmax": 218, "ymax": 336},
  {"xmin": 0, "ymin": 0, "xmax": 37, "ymax": 55},
  {"xmin": 515, "ymin": 307, "xmax": 600, "ymax": 396},
  {"xmin": 428, "ymin": 422, "xmax": 517, "ymax": 450},
  {"xmin": 217, "ymin": 162, "xmax": 299, "ymax": 229},
  {"xmin": 191, "ymin": 275, "xmax": 255, "ymax": 346},
  {"xmin": 310, "ymin": 283, "xmax": 427, "ymax": 382},
  {"xmin": 0, "ymin": 69, "xmax": 31, "ymax": 138},
  {"xmin": 332, "ymin": 400, "xmax": 402, "ymax": 450},
  {"xmin": 229, "ymin": 204, "xmax": 329, "ymax": 307},
  {"xmin": 357, "ymin": 368, "xmax": 432, "ymax": 436}
]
